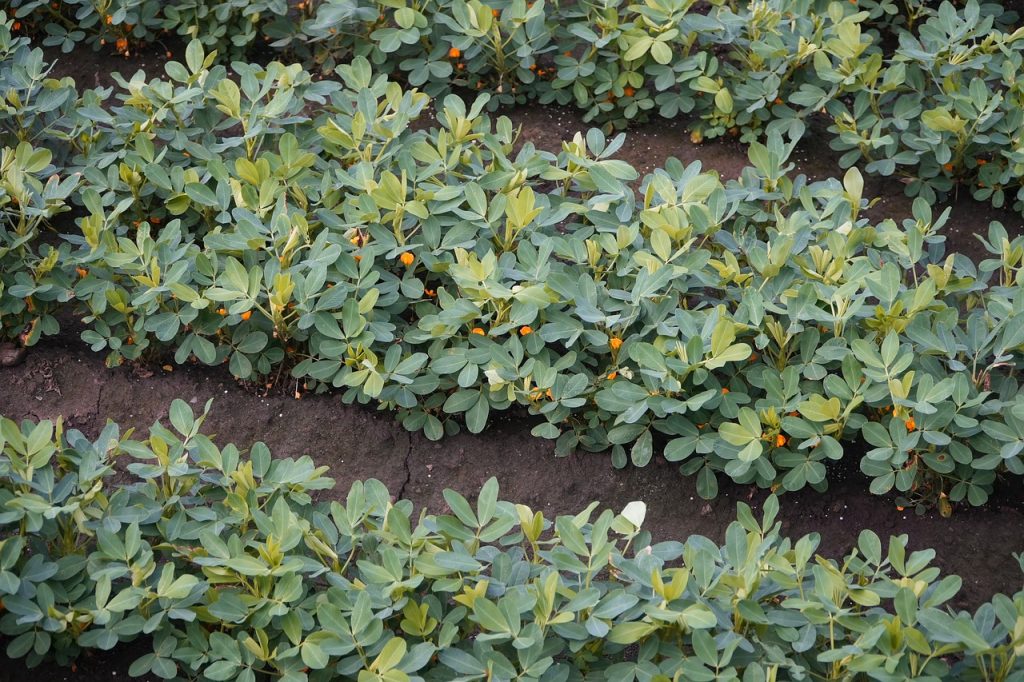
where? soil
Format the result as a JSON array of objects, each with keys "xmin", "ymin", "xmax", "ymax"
[{"xmin": 7, "ymin": 38, "xmax": 1023, "ymax": 682}]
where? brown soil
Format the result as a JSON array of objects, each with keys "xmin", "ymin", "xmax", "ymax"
[{"xmin": 7, "ymin": 42, "xmax": 1023, "ymax": 682}]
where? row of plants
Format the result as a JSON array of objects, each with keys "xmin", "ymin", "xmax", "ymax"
[
  {"xmin": 2, "ymin": 401, "xmax": 1023, "ymax": 680},
  {"xmin": 3, "ymin": 29, "xmax": 1024, "ymax": 509},
  {"xmin": 5, "ymin": 1, "xmax": 1024, "ymax": 216}
]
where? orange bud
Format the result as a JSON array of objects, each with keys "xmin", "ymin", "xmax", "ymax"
[
  {"xmin": 519, "ymin": 325, "xmax": 533, "ymax": 336},
  {"xmin": 905, "ymin": 417, "xmax": 916, "ymax": 431},
  {"xmin": 607, "ymin": 371, "xmax": 617, "ymax": 380},
  {"xmin": 471, "ymin": 327, "xmax": 485, "ymax": 335},
  {"xmin": 623, "ymin": 86, "xmax": 635, "ymax": 98},
  {"xmin": 492, "ymin": 8, "xmax": 500, "ymax": 16},
  {"xmin": 609, "ymin": 337, "xmax": 622, "ymax": 350},
  {"xmin": 240, "ymin": 311, "xmax": 252, "ymax": 321},
  {"xmin": 218, "ymin": 308, "xmax": 227, "ymax": 316},
  {"xmin": 76, "ymin": 266, "xmax": 88, "ymax": 278},
  {"xmin": 721, "ymin": 387, "xmax": 730, "ymax": 394},
  {"xmin": 775, "ymin": 434, "xmax": 787, "ymax": 447},
  {"xmin": 977, "ymin": 158, "xmax": 987, "ymax": 165},
  {"xmin": 943, "ymin": 163, "xmax": 954, "ymax": 173},
  {"xmin": 774, "ymin": 97, "xmax": 783, "ymax": 105},
  {"xmin": 448, "ymin": 47, "xmax": 461, "ymax": 59}
]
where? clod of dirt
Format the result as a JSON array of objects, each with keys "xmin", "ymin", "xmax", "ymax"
[{"xmin": 0, "ymin": 342, "xmax": 26, "ymax": 367}]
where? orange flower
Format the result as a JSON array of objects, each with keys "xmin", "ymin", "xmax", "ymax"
[
  {"xmin": 116, "ymin": 37, "xmax": 128, "ymax": 53},
  {"xmin": 775, "ymin": 434, "xmax": 787, "ymax": 447},
  {"xmin": 492, "ymin": 8, "xmax": 499, "ymax": 16},
  {"xmin": 905, "ymin": 417, "xmax": 916, "ymax": 431},
  {"xmin": 623, "ymin": 86, "xmax": 635, "ymax": 98},
  {"xmin": 399, "ymin": 252, "xmax": 415, "ymax": 266},
  {"xmin": 519, "ymin": 325, "xmax": 533, "ymax": 336},
  {"xmin": 607, "ymin": 371, "xmax": 617, "ymax": 380},
  {"xmin": 448, "ymin": 47, "xmax": 461, "ymax": 59},
  {"xmin": 943, "ymin": 163, "xmax": 954, "ymax": 173},
  {"xmin": 896, "ymin": 505, "xmax": 905, "ymax": 511},
  {"xmin": 76, "ymin": 266, "xmax": 88, "ymax": 278},
  {"xmin": 217, "ymin": 308, "xmax": 228, "ymax": 316},
  {"xmin": 12, "ymin": 21, "xmax": 20, "ymax": 31},
  {"xmin": 106, "ymin": 15, "xmax": 113, "ymax": 24},
  {"xmin": 609, "ymin": 337, "xmax": 622, "ymax": 350},
  {"xmin": 424, "ymin": 289, "xmax": 436, "ymax": 297},
  {"xmin": 471, "ymin": 327, "xmax": 485, "ymax": 335},
  {"xmin": 240, "ymin": 311, "xmax": 252, "ymax": 321},
  {"xmin": 977, "ymin": 158, "xmax": 988, "ymax": 165},
  {"xmin": 721, "ymin": 387, "xmax": 730, "ymax": 394},
  {"xmin": 774, "ymin": 97, "xmax": 783, "ymax": 105}
]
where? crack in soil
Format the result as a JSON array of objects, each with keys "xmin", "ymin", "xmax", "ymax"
[
  {"xmin": 92, "ymin": 376, "xmax": 104, "ymax": 429},
  {"xmin": 396, "ymin": 432, "xmax": 413, "ymax": 502}
]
